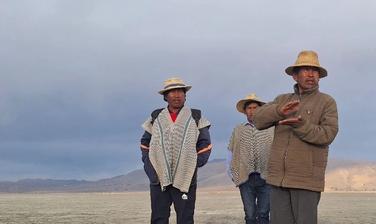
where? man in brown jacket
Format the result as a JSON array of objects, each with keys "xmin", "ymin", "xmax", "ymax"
[{"xmin": 253, "ymin": 50, "xmax": 339, "ymax": 224}]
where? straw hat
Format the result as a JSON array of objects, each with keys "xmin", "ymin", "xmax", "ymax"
[
  {"xmin": 158, "ymin": 77, "xmax": 192, "ymax": 95},
  {"xmin": 236, "ymin": 93, "xmax": 265, "ymax": 113},
  {"xmin": 285, "ymin": 50, "xmax": 327, "ymax": 78}
]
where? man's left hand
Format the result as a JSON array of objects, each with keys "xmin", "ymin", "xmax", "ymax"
[{"xmin": 278, "ymin": 116, "xmax": 302, "ymax": 125}]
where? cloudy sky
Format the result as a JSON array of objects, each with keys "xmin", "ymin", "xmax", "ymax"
[{"xmin": 0, "ymin": 0, "xmax": 375, "ymax": 181}]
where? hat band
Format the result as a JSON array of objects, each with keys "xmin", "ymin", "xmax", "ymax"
[{"xmin": 163, "ymin": 83, "xmax": 186, "ymax": 89}]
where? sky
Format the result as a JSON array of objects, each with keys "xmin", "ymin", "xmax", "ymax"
[{"xmin": 0, "ymin": 0, "xmax": 375, "ymax": 181}]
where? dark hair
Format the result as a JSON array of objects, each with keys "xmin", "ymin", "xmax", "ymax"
[
  {"xmin": 293, "ymin": 66, "xmax": 320, "ymax": 75},
  {"xmin": 243, "ymin": 101, "xmax": 261, "ymax": 111},
  {"xmin": 292, "ymin": 67, "xmax": 301, "ymax": 74},
  {"xmin": 163, "ymin": 88, "xmax": 186, "ymax": 102}
]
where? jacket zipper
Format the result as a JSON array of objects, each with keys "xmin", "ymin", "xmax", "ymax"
[
  {"xmin": 280, "ymin": 93, "xmax": 300, "ymax": 186},
  {"xmin": 280, "ymin": 132, "xmax": 291, "ymax": 186}
]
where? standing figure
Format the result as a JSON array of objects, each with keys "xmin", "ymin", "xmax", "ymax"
[
  {"xmin": 253, "ymin": 51, "xmax": 339, "ymax": 224},
  {"xmin": 228, "ymin": 93, "xmax": 274, "ymax": 224},
  {"xmin": 140, "ymin": 77, "xmax": 212, "ymax": 224}
]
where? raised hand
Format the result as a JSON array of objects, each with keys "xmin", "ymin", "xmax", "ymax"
[{"xmin": 279, "ymin": 100, "xmax": 300, "ymax": 116}]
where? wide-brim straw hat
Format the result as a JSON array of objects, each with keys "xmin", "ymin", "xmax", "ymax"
[
  {"xmin": 285, "ymin": 50, "xmax": 328, "ymax": 78},
  {"xmin": 158, "ymin": 77, "xmax": 192, "ymax": 95},
  {"xmin": 236, "ymin": 93, "xmax": 265, "ymax": 113}
]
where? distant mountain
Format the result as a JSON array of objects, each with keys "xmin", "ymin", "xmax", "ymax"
[
  {"xmin": 0, "ymin": 179, "xmax": 90, "ymax": 192},
  {"xmin": 0, "ymin": 159, "xmax": 375, "ymax": 193},
  {"xmin": 325, "ymin": 164, "xmax": 376, "ymax": 191},
  {"xmin": 0, "ymin": 169, "xmax": 150, "ymax": 193}
]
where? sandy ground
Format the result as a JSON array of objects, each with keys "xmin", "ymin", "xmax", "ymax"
[{"xmin": 0, "ymin": 189, "xmax": 375, "ymax": 223}]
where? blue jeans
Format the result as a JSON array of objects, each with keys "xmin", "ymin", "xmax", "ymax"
[{"xmin": 239, "ymin": 173, "xmax": 270, "ymax": 224}]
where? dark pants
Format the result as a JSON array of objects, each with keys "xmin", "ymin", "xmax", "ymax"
[
  {"xmin": 270, "ymin": 186, "xmax": 321, "ymax": 224},
  {"xmin": 150, "ymin": 183, "xmax": 197, "ymax": 224},
  {"xmin": 239, "ymin": 173, "xmax": 270, "ymax": 224}
]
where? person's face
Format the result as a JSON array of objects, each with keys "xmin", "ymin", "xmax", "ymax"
[
  {"xmin": 245, "ymin": 102, "xmax": 260, "ymax": 121},
  {"xmin": 165, "ymin": 88, "xmax": 186, "ymax": 109},
  {"xmin": 293, "ymin": 66, "xmax": 320, "ymax": 91}
]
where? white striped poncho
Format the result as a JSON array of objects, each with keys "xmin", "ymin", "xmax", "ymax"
[
  {"xmin": 228, "ymin": 123, "xmax": 274, "ymax": 186},
  {"xmin": 142, "ymin": 106, "xmax": 210, "ymax": 193}
]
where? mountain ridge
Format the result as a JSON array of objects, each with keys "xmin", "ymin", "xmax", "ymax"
[{"xmin": 1, "ymin": 159, "xmax": 375, "ymax": 193}]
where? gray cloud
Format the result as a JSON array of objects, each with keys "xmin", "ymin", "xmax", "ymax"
[
  {"xmin": 0, "ymin": 140, "xmax": 139, "ymax": 181},
  {"xmin": 0, "ymin": 0, "xmax": 375, "ymax": 180}
]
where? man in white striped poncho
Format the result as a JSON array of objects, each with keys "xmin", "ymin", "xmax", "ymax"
[
  {"xmin": 228, "ymin": 93, "xmax": 274, "ymax": 224},
  {"xmin": 140, "ymin": 77, "xmax": 212, "ymax": 224}
]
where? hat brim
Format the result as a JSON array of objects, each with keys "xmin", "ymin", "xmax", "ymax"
[
  {"xmin": 158, "ymin": 86, "xmax": 192, "ymax": 95},
  {"xmin": 236, "ymin": 99, "xmax": 265, "ymax": 114},
  {"xmin": 285, "ymin": 64, "xmax": 327, "ymax": 78}
]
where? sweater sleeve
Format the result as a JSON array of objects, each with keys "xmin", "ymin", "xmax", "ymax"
[
  {"xmin": 140, "ymin": 126, "xmax": 159, "ymax": 184},
  {"xmin": 196, "ymin": 126, "xmax": 212, "ymax": 167},
  {"xmin": 226, "ymin": 150, "xmax": 233, "ymax": 179},
  {"xmin": 292, "ymin": 97, "xmax": 339, "ymax": 146},
  {"xmin": 253, "ymin": 95, "xmax": 285, "ymax": 130},
  {"xmin": 140, "ymin": 131, "xmax": 151, "ymax": 160},
  {"xmin": 228, "ymin": 128, "xmax": 236, "ymax": 152}
]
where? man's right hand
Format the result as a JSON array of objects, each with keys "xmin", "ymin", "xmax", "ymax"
[{"xmin": 279, "ymin": 100, "xmax": 300, "ymax": 116}]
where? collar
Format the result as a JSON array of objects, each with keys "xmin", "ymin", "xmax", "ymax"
[
  {"xmin": 167, "ymin": 106, "xmax": 184, "ymax": 114},
  {"xmin": 168, "ymin": 106, "xmax": 184, "ymax": 123},
  {"xmin": 243, "ymin": 121, "xmax": 255, "ymax": 127},
  {"xmin": 293, "ymin": 84, "xmax": 319, "ymax": 96}
]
